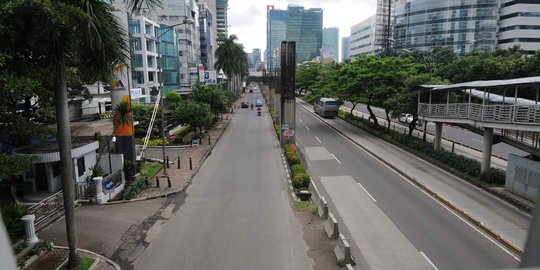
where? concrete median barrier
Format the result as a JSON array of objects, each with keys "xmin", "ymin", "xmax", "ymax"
[
  {"xmin": 334, "ymin": 233, "xmax": 356, "ymax": 266},
  {"xmin": 325, "ymin": 212, "xmax": 339, "ymax": 239},
  {"xmin": 317, "ymin": 196, "xmax": 328, "ymax": 219}
]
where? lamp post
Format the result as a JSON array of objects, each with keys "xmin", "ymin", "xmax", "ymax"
[{"xmin": 156, "ymin": 18, "xmax": 194, "ymax": 177}]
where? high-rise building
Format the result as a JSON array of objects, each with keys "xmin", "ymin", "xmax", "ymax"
[
  {"xmin": 216, "ymin": 0, "xmax": 228, "ymax": 36},
  {"xmin": 350, "ymin": 15, "xmax": 378, "ymax": 57},
  {"xmin": 128, "ymin": 15, "xmax": 161, "ymax": 101},
  {"xmin": 143, "ymin": 0, "xmax": 201, "ymax": 88},
  {"xmin": 266, "ymin": 5, "xmax": 288, "ymax": 71},
  {"xmin": 394, "ymin": 0, "xmax": 499, "ymax": 54},
  {"xmin": 498, "ymin": 0, "xmax": 540, "ymax": 54},
  {"xmin": 252, "ymin": 48, "xmax": 262, "ymax": 71},
  {"xmin": 198, "ymin": 1, "xmax": 217, "ymax": 70},
  {"xmin": 322, "ymin": 27, "xmax": 339, "ymax": 61},
  {"xmin": 341, "ymin": 36, "xmax": 351, "ymax": 62},
  {"xmin": 286, "ymin": 5, "xmax": 323, "ymax": 64}
]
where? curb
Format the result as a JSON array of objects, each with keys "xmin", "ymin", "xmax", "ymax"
[
  {"xmin": 53, "ymin": 246, "xmax": 121, "ymax": 270},
  {"xmin": 103, "ymin": 109, "xmax": 236, "ymax": 205},
  {"xmin": 300, "ymin": 103, "xmax": 524, "ymax": 256}
]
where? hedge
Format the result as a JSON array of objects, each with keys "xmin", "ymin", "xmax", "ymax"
[{"xmin": 339, "ymin": 111, "xmax": 507, "ymax": 186}]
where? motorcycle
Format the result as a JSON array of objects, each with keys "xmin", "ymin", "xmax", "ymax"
[{"xmin": 257, "ymin": 108, "xmax": 261, "ymax": 116}]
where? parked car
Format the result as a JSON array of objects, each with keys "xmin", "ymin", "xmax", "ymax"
[
  {"xmin": 241, "ymin": 102, "xmax": 249, "ymax": 108},
  {"xmin": 399, "ymin": 113, "xmax": 414, "ymax": 124}
]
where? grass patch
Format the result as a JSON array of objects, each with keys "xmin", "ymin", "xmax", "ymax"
[
  {"xmin": 295, "ymin": 201, "xmax": 318, "ymax": 215},
  {"xmin": 61, "ymin": 257, "xmax": 95, "ymax": 270},
  {"xmin": 140, "ymin": 162, "xmax": 163, "ymax": 179}
]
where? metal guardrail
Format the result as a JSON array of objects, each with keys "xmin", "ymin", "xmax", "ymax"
[
  {"xmin": 419, "ymin": 103, "xmax": 540, "ymax": 124},
  {"xmin": 28, "ymin": 191, "xmax": 64, "ymax": 226}
]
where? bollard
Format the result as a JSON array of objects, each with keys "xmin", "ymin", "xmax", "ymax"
[
  {"xmin": 318, "ymin": 196, "xmax": 329, "ymax": 219},
  {"xmin": 177, "ymin": 157, "xmax": 181, "ymax": 169},
  {"xmin": 208, "ymin": 136, "xmax": 211, "ymax": 145},
  {"xmin": 452, "ymin": 142, "xmax": 455, "ymax": 153},
  {"xmin": 167, "ymin": 177, "xmax": 172, "ymax": 188},
  {"xmin": 166, "ymin": 156, "xmax": 170, "ymax": 168},
  {"xmin": 145, "ymin": 177, "xmax": 149, "ymax": 187},
  {"xmin": 334, "ymin": 234, "xmax": 356, "ymax": 266},
  {"xmin": 325, "ymin": 213, "xmax": 339, "ymax": 239},
  {"xmin": 189, "ymin": 157, "xmax": 193, "ymax": 170},
  {"xmin": 21, "ymin": 215, "xmax": 38, "ymax": 244},
  {"xmin": 156, "ymin": 176, "xmax": 160, "ymax": 188}
]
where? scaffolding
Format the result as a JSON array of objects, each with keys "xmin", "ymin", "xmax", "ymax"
[{"xmin": 375, "ymin": 0, "xmax": 395, "ymax": 55}]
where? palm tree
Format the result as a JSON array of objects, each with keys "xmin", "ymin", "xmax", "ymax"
[
  {"xmin": 215, "ymin": 34, "xmax": 249, "ymax": 93},
  {"xmin": 2, "ymin": 0, "xmax": 160, "ymax": 267}
]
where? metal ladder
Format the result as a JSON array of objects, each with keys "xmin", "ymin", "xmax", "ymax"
[{"xmin": 137, "ymin": 90, "xmax": 161, "ymax": 161}]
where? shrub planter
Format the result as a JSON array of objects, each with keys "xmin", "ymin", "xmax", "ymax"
[{"xmin": 296, "ymin": 188, "xmax": 312, "ymax": 201}]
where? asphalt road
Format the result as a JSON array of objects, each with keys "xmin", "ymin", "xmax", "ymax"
[
  {"xmin": 134, "ymin": 92, "xmax": 313, "ymax": 270},
  {"xmin": 342, "ymin": 102, "xmax": 528, "ymax": 158},
  {"xmin": 296, "ymin": 104, "xmax": 520, "ymax": 270}
]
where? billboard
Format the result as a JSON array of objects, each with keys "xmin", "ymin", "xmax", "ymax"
[{"xmin": 203, "ymin": 70, "xmax": 217, "ymax": 84}]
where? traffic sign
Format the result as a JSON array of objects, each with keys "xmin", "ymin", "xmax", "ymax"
[
  {"xmin": 283, "ymin": 129, "xmax": 295, "ymax": 137},
  {"xmin": 169, "ymin": 135, "xmax": 177, "ymax": 141}
]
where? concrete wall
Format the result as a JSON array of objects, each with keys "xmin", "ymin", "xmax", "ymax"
[{"xmin": 505, "ymin": 154, "xmax": 539, "ymax": 202}]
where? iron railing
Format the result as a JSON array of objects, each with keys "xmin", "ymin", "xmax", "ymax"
[
  {"xmin": 28, "ymin": 191, "xmax": 64, "ymax": 226},
  {"xmin": 419, "ymin": 103, "xmax": 540, "ymax": 125}
]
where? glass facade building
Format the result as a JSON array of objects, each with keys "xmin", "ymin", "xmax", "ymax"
[
  {"xmin": 394, "ymin": 0, "xmax": 499, "ymax": 54},
  {"xmin": 286, "ymin": 5, "xmax": 323, "ymax": 64},
  {"xmin": 158, "ymin": 25, "xmax": 180, "ymax": 95},
  {"xmin": 341, "ymin": 36, "xmax": 351, "ymax": 62},
  {"xmin": 323, "ymin": 27, "xmax": 340, "ymax": 61},
  {"xmin": 266, "ymin": 6, "xmax": 288, "ymax": 71}
]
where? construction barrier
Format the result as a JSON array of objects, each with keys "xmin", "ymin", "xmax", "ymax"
[
  {"xmin": 318, "ymin": 196, "xmax": 328, "ymax": 219},
  {"xmin": 334, "ymin": 234, "xmax": 356, "ymax": 266},
  {"xmin": 325, "ymin": 212, "xmax": 339, "ymax": 239}
]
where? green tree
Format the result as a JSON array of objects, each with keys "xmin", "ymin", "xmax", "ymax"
[
  {"xmin": 165, "ymin": 91, "xmax": 181, "ymax": 109},
  {"xmin": 296, "ymin": 62, "xmax": 322, "ymax": 95},
  {"xmin": 389, "ymin": 74, "xmax": 449, "ymax": 136},
  {"xmin": 0, "ymin": 153, "xmax": 37, "ymax": 183},
  {"xmin": 170, "ymin": 100, "xmax": 213, "ymax": 138},
  {"xmin": 0, "ymin": 0, "xmax": 160, "ymax": 267},
  {"xmin": 215, "ymin": 34, "xmax": 248, "ymax": 93},
  {"xmin": 192, "ymin": 84, "xmax": 228, "ymax": 118}
]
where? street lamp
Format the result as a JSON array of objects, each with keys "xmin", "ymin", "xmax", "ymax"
[{"xmin": 156, "ymin": 18, "xmax": 194, "ymax": 176}]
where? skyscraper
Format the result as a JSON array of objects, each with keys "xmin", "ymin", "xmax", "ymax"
[
  {"xmin": 266, "ymin": 5, "xmax": 288, "ymax": 71},
  {"xmin": 322, "ymin": 27, "xmax": 339, "ymax": 61},
  {"xmin": 216, "ymin": 0, "xmax": 228, "ymax": 36},
  {"xmin": 286, "ymin": 5, "xmax": 323, "ymax": 64},
  {"xmin": 341, "ymin": 36, "xmax": 351, "ymax": 62}
]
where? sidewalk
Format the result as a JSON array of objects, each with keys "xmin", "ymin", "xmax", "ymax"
[{"xmin": 298, "ymin": 100, "xmax": 530, "ymax": 254}]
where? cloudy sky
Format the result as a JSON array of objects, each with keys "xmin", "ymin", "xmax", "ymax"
[{"xmin": 227, "ymin": 0, "xmax": 378, "ymax": 58}]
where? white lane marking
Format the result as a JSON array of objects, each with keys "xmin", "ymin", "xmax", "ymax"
[
  {"xmin": 297, "ymin": 103, "xmax": 522, "ymax": 260},
  {"xmin": 299, "ymin": 118, "xmax": 303, "ymax": 123},
  {"xmin": 331, "ymin": 153, "xmax": 342, "ymax": 164},
  {"xmin": 315, "ymin": 137, "xmax": 322, "ymax": 144},
  {"xmin": 420, "ymin": 251, "xmax": 438, "ymax": 270},
  {"xmin": 472, "ymin": 138, "xmax": 483, "ymax": 143},
  {"xmin": 306, "ymin": 126, "xmax": 310, "ymax": 131},
  {"xmin": 357, "ymin": 182, "xmax": 377, "ymax": 203}
]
